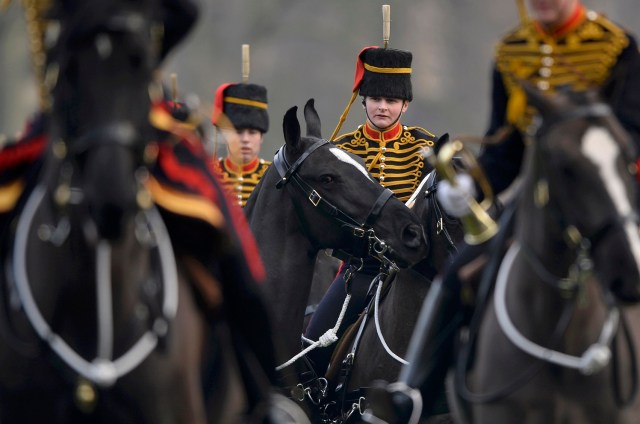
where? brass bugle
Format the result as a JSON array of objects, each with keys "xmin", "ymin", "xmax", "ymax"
[{"xmin": 428, "ymin": 140, "xmax": 498, "ymax": 245}]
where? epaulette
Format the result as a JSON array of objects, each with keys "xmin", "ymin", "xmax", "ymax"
[{"xmin": 403, "ymin": 125, "xmax": 436, "ymax": 139}]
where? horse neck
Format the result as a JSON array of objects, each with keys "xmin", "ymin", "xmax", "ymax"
[
  {"xmin": 348, "ymin": 269, "xmax": 432, "ymax": 389},
  {"xmin": 246, "ymin": 172, "xmax": 319, "ymax": 282},
  {"xmin": 246, "ymin": 171, "xmax": 319, "ymax": 356}
]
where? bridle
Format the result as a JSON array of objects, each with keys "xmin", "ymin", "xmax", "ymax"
[
  {"xmin": 5, "ymin": 8, "xmax": 179, "ymax": 389},
  {"xmin": 456, "ymin": 98, "xmax": 639, "ymax": 405},
  {"xmin": 273, "ymin": 138, "xmax": 395, "ymax": 263},
  {"xmin": 524, "ymin": 100, "xmax": 639, "ymax": 280}
]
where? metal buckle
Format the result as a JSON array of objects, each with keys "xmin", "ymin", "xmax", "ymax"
[
  {"xmin": 353, "ymin": 227, "xmax": 365, "ymax": 238},
  {"xmin": 309, "ymin": 190, "xmax": 321, "ymax": 206}
]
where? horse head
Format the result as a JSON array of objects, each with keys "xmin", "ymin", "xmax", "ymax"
[
  {"xmin": 521, "ymin": 82, "xmax": 640, "ymax": 303},
  {"xmin": 278, "ymin": 98, "xmax": 427, "ymax": 268},
  {"xmin": 44, "ymin": 0, "xmax": 161, "ymax": 242}
]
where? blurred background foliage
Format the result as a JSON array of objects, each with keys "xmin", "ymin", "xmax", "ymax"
[{"xmin": 1, "ymin": 0, "xmax": 638, "ymax": 158}]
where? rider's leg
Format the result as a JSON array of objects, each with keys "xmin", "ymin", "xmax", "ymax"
[{"xmin": 304, "ymin": 260, "xmax": 379, "ymax": 376}]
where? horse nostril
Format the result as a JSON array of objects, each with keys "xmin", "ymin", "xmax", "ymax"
[{"xmin": 402, "ymin": 224, "xmax": 425, "ymax": 248}]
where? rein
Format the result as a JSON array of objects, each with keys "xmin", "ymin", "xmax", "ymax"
[
  {"xmin": 273, "ymin": 139, "xmax": 394, "ymax": 262},
  {"xmin": 456, "ymin": 99, "xmax": 640, "ymax": 405},
  {"xmin": 11, "ymin": 183, "xmax": 177, "ymax": 388},
  {"xmin": 495, "ymin": 242, "xmax": 620, "ymax": 375}
]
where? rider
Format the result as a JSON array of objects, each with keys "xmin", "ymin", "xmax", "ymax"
[
  {"xmin": 304, "ymin": 45, "xmax": 439, "ymax": 379},
  {"xmin": 212, "ymin": 81, "xmax": 272, "ymax": 207},
  {"xmin": 365, "ymin": 0, "xmax": 640, "ymax": 422}
]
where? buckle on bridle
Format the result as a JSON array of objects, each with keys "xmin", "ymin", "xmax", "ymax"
[
  {"xmin": 353, "ymin": 227, "xmax": 365, "ymax": 238},
  {"xmin": 309, "ymin": 190, "xmax": 321, "ymax": 206}
]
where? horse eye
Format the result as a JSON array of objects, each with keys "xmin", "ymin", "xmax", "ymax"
[{"xmin": 319, "ymin": 175, "xmax": 334, "ymax": 184}]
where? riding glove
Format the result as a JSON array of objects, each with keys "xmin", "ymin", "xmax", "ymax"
[{"xmin": 436, "ymin": 173, "xmax": 476, "ymax": 218}]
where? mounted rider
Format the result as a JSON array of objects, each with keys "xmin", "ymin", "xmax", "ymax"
[
  {"xmin": 212, "ymin": 45, "xmax": 272, "ymax": 207},
  {"xmin": 304, "ymin": 9, "xmax": 441, "ymax": 382},
  {"xmin": 366, "ymin": 0, "xmax": 640, "ymax": 422}
]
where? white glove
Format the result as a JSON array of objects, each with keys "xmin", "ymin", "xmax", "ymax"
[{"xmin": 436, "ymin": 173, "xmax": 477, "ymax": 218}]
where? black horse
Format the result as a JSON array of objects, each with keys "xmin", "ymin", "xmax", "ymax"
[
  {"xmin": 245, "ymin": 99, "xmax": 428, "ymax": 373},
  {"xmin": 0, "ymin": 0, "xmax": 286, "ymax": 423},
  {"xmin": 448, "ymin": 86, "xmax": 640, "ymax": 423},
  {"xmin": 319, "ymin": 168, "xmax": 463, "ymax": 424}
]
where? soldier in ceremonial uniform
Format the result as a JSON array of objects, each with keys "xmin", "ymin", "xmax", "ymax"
[
  {"xmin": 212, "ymin": 82, "xmax": 271, "ymax": 207},
  {"xmin": 478, "ymin": 0, "xmax": 640, "ymax": 197},
  {"xmin": 304, "ymin": 45, "xmax": 439, "ymax": 377},
  {"xmin": 331, "ymin": 46, "xmax": 438, "ymax": 202},
  {"xmin": 366, "ymin": 0, "xmax": 640, "ymax": 422}
]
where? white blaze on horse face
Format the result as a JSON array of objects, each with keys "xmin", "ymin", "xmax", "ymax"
[
  {"xmin": 329, "ymin": 148, "xmax": 373, "ymax": 181},
  {"xmin": 582, "ymin": 127, "xmax": 640, "ymax": 264}
]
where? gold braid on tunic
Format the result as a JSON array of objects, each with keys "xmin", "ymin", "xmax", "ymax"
[
  {"xmin": 18, "ymin": 0, "xmax": 54, "ymax": 111},
  {"xmin": 495, "ymin": 7, "xmax": 629, "ymax": 133},
  {"xmin": 334, "ymin": 121, "xmax": 436, "ymax": 203},
  {"xmin": 217, "ymin": 157, "xmax": 271, "ymax": 207}
]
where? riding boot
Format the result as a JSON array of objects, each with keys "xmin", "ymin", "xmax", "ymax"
[{"xmin": 304, "ymin": 260, "xmax": 378, "ymax": 377}]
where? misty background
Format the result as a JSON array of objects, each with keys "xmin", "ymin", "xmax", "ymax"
[{"xmin": 1, "ymin": 1, "xmax": 638, "ymax": 158}]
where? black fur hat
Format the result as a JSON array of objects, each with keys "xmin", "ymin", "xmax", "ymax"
[
  {"xmin": 212, "ymin": 83, "xmax": 269, "ymax": 133},
  {"xmin": 356, "ymin": 47, "xmax": 413, "ymax": 101}
]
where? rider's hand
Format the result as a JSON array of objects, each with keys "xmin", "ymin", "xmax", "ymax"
[{"xmin": 436, "ymin": 173, "xmax": 477, "ymax": 218}]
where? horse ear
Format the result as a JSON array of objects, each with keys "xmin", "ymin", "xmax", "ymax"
[
  {"xmin": 283, "ymin": 105, "xmax": 301, "ymax": 150},
  {"xmin": 433, "ymin": 132, "xmax": 449, "ymax": 154},
  {"xmin": 303, "ymin": 98, "xmax": 322, "ymax": 139}
]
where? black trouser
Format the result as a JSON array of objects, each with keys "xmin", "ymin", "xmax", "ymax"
[{"xmin": 304, "ymin": 258, "xmax": 381, "ymax": 376}]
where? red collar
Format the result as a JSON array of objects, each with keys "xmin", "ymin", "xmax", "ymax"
[
  {"xmin": 534, "ymin": 4, "xmax": 586, "ymax": 39},
  {"xmin": 362, "ymin": 121, "xmax": 403, "ymax": 143},
  {"xmin": 224, "ymin": 157, "xmax": 260, "ymax": 174}
]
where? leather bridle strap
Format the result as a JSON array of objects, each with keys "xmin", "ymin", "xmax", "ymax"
[
  {"xmin": 273, "ymin": 140, "xmax": 396, "ymax": 260},
  {"xmin": 70, "ymin": 122, "xmax": 140, "ymax": 155},
  {"xmin": 275, "ymin": 138, "xmax": 329, "ymax": 189},
  {"xmin": 274, "ymin": 140, "xmax": 369, "ymax": 233},
  {"xmin": 364, "ymin": 188, "xmax": 393, "ymax": 228}
]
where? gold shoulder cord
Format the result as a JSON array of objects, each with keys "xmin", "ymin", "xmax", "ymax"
[{"xmin": 15, "ymin": 0, "xmax": 54, "ymax": 111}]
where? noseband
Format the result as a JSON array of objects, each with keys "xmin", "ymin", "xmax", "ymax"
[{"xmin": 273, "ymin": 139, "xmax": 394, "ymax": 262}]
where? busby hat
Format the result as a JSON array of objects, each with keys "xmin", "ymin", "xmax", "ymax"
[
  {"xmin": 355, "ymin": 46, "xmax": 413, "ymax": 101},
  {"xmin": 212, "ymin": 83, "xmax": 269, "ymax": 133}
]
